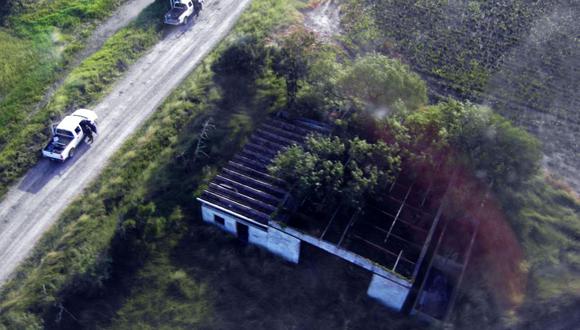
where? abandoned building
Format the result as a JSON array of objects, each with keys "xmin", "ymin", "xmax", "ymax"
[{"xmin": 196, "ymin": 116, "xmax": 480, "ymax": 322}]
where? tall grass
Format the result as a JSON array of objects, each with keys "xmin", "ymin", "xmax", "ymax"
[
  {"xmin": 0, "ymin": 0, "xmax": 148, "ymax": 200},
  {"xmin": 502, "ymin": 176, "xmax": 580, "ymax": 299},
  {"xmin": 0, "ymin": 30, "xmax": 40, "ymax": 97},
  {"xmin": 7, "ymin": 0, "xmax": 121, "ymax": 36},
  {"xmin": 0, "ymin": 0, "xmax": 167, "ymax": 198},
  {"xmin": 0, "ymin": 0, "xmax": 122, "ymax": 136}
]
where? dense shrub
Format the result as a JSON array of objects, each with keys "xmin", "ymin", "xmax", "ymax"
[
  {"xmin": 339, "ymin": 53, "xmax": 427, "ymax": 111},
  {"xmin": 211, "ymin": 35, "xmax": 267, "ymax": 104},
  {"xmin": 404, "ymin": 100, "xmax": 542, "ymax": 187},
  {"xmin": 270, "ymin": 134, "xmax": 401, "ymax": 209}
]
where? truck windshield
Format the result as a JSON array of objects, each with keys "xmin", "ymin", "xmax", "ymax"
[{"xmin": 175, "ymin": 3, "xmax": 186, "ymax": 8}]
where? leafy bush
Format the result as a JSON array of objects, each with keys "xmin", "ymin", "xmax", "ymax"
[
  {"xmin": 339, "ymin": 53, "xmax": 427, "ymax": 111},
  {"xmin": 270, "ymin": 134, "xmax": 401, "ymax": 209},
  {"xmin": 404, "ymin": 100, "xmax": 542, "ymax": 187},
  {"xmin": 211, "ymin": 35, "xmax": 267, "ymax": 105},
  {"xmin": 271, "ymin": 27, "xmax": 321, "ymax": 110}
]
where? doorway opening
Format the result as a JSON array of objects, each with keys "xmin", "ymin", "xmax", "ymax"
[{"xmin": 236, "ymin": 222, "xmax": 249, "ymax": 242}]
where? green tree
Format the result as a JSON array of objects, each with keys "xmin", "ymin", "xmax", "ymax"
[
  {"xmin": 271, "ymin": 28, "xmax": 320, "ymax": 110},
  {"xmin": 404, "ymin": 100, "xmax": 542, "ymax": 187},
  {"xmin": 211, "ymin": 35, "xmax": 267, "ymax": 104},
  {"xmin": 344, "ymin": 138, "xmax": 401, "ymax": 203},
  {"xmin": 299, "ymin": 47, "xmax": 347, "ymax": 115},
  {"xmin": 339, "ymin": 53, "xmax": 427, "ymax": 111},
  {"xmin": 269, "ymin": 136, "xmax": 344, "ymax": 203}
]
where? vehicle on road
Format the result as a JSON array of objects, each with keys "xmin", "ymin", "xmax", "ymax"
[
  {"xmin": 42, "ymin": 109, "xmax": 98, "ymax": 162},
  {"xmin": 164, "ymin": 0, "xmax": 204, "ymax": 25}
]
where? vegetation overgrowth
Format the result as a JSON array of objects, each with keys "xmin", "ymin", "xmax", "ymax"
[
  {"xmin": 270, "ymin": 134, "xmax": 401, "ymax": 209},
  {"xmin": 0, "ymin": 0, "xmax": 168, "ymax": 198},
  {"xmin": 339, "ymin": 0, "xmax": 580, "ymax": 325},
  {"xmin": 0, "ymin": 0, "xmax": 578, "ymax": 329},
  {"xmin": 341, "ymin": 0, "xmax": 580, "ymax": 190}
]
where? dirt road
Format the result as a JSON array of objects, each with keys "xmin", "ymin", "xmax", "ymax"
[{"xmin": 0, "ymin": 0, "xmax": 252, "ymax": 286}]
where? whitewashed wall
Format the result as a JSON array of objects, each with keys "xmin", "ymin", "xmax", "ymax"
[
  {"xmin": 201, "ymin": 204, "xmax": 411, "ymax": 311},
  {"xmin": 201, "ymin": 204, "xmax": 301, "ymax": 263},
  {"xmin": 201, "ymin": 204, "xmax": 238, "ymax": 235},
  {"xmin": 367, "ymin": 274, "xmax": 410, "ymax": 311}
]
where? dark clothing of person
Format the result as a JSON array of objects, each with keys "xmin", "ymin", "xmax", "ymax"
[
  {"xmin": 80, "ymin": 124, "xmax": 93, "ymax": 143},
  {"xmin": 83, "ymin": 120, "xmax": 97, "ymax": 134},
  {"xmin": 193, "ymin": 0, "xmax": 203, "ymax": 13},
  {"xmin": 80, "ymin": 120, "xmax": 97, "ymax": 143}
]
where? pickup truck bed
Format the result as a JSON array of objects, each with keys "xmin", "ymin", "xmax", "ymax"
[
  {"xmin": 166, "ymin": 6, "xmax": 186, "ymax": 19},
  {"xmin": 43, "ymin": 135, "xmax": 73, "ymax": 155}
]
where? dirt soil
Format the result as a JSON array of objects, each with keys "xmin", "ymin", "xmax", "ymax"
[
  {"xmin": 483, "ymin": 5, "xmax": 580, "ymax": 193},
  {"xmin": 303, "ymin": 0, "xmax": 342, "ymax": 42},
  {"xmin": 0, "ymin": 0, "xmax": 252, "ymax": 286}
]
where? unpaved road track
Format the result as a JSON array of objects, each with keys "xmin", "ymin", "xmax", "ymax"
[{"xmin": 0, "ymin": 0, "xmax": 252, "ymax": 286}]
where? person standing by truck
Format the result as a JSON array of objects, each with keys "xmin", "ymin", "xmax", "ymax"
[
  {"xmin": 193, "ymin": 0, "xmax": 203, "ymax": 14},
  {"xmin": 80, "ymin": 119, "xmax": 97, "ymax": 144}
]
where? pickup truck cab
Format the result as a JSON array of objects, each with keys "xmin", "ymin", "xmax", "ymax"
[
  {"xmin": 164, "ymin": 0, "xmax": 204, "ymax": 25},
  {"xmin": 42, "ymin": 109, "xmax": 98, "ymax": 162}
]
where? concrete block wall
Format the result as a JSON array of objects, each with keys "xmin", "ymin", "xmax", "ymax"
[
  {"xmin": 269, "ymin": 221, "xmax": 412, "ymax": 311},
  {"xmin": 367, "ymin": 274, "xmax": 410, "ymax": 311},
  {"xmin": 201, "ymin": 204, "xmax": 238, "ymax": 235},
  {"xmin": 201, "ymin": 204, "xmax": 301, "ymax": 263},
  {"xmin": 201, "ymin": 204, "xmax": 411, "ymax": 312},
  {"xmin": 265, "ymin": 227, "xmax": 301, "ymax": 263}
]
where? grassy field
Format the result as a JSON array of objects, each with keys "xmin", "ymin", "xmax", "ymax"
[
  {"xmin": 0, "ymin": 0, "xmax": 122, "ymax": 141},
  {"xmin": 0, "ymin": 0, "xmax": 168, "ymax": 198}
]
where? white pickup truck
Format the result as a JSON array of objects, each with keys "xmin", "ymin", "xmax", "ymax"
[
  {"xmin": 42, "ymin": 109, "xmax": 98, "ymax": 162},
  {"xmin": 164, "ymin": 0, "xmax": 204, "ymax": 25}
]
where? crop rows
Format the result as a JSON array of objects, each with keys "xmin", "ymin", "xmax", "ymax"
[{"xmin": 353, "ymin": 0, "xmax": 579, "ymax": 189}]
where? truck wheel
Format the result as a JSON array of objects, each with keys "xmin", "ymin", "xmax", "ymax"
[
  {"xmin": 185, "ymin": 15, "xmax": 190, "ymax": 25},
  {"xmin": 69, "ymin": 148, "xmax": 76, "ymax": 159}
]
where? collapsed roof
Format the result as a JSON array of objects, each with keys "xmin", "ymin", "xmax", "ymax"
[{"xmin": 198, "ymin": 116, "xmax": 331, "ymax": 225}]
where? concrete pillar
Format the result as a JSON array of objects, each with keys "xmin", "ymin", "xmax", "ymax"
[{"xmin": 367, "ymin": 273, "xmax": 410, "ymax": 311}]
